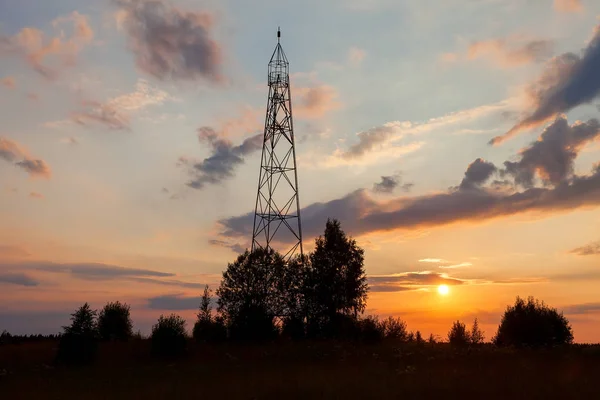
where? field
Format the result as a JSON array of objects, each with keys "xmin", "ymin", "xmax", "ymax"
[{"xmin": 2, "ymin": 340, "xmax": 600, "ymax": 399}]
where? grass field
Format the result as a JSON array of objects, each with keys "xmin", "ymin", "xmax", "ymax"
[{"xmin": 2, "ymin": 340, "xmax": 600, "ymax": 399}]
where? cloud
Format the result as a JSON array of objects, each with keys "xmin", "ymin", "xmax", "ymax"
[
  {"xmin": 147, "ymin": 294, "xmax": 212, "ymax": 310},
  {"xmin": 129, "ymin": 277, "xmax": 205, "ymax": 289},
  {"xmin": 70, "ymin": 100, "xmax": 131, "ymax": 130},
  {"xmin": 491, "ymin": 25, "xmax": 600, "ymax": 144},
  {"xmin": 336, "ymin": 101, "xmax": 509, "ymax": 161},
  {"xmin": 1, "ymin": 76, "xmax": 15, "ymax": 89},
  {"xmin": 348, "ymin": 46, "xmax": 366, "ymax": 65},
  {"xmin": 0, "ymin": 245, "xmax": 30, "ymax": 259},
  {"xmin": 294, "ymin": 85, "xmax": 341, "ymax": 119},
  {"xmin": 6, "ymin": 261, "xmax": 173, "ymax": 279},
  {"xmin": 459, "ymin": 158, "xmax": 497, "ymax": 190},
  {"xmin": 29, "ymin": 192, "xmax": 44, "ymax": 199},
  {"xmin": 180, "ymin": 127, "xmax": 262, "ymax": 190},
  {"xmin": 0, "ymin": 272, "xmax": 39, "ymax": 287},
  {"xmin": 0, "ymin": 12, "xmax": 93, "ymax": 79},
  {"xmin": 501, "ymin": 116, "xmax": 600, "ymax": 188},
  {"xmin": 468, "ymin": 37, "xmax": 554, "ymax": 67},
  {"xmin": 113, "ymin": 0, "xmax": 222, "ymax": 82},
  {"xmin": 561, "ymin": 302, "xmax": 600, "ymax": 315},
  {"xmin": 0, "ymin": 137, "xmax": 52, "ymax": 179},
  {"xmin": 554, "ymin": 0, "xmax": 583, "ymax": 13},
  {"xmin": 218, "ymin": 117, "xmax": 600, "ymax": 242},
  {"xmin": 569, "ymin": 241, "xmax": 600, "ymax": 256},
  {"xmin": 208, "ymin": 239, "xmax": 246, "ymax": 254},
  {"xmin": 368, "ymin": 271, "xmax": 466, "ymax": 292},
  {"xmin": 373, "ymin": 174, "xmax": 414, "ymax": 194}
]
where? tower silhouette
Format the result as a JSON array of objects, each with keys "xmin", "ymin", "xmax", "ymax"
[{"xmin": 251, "ymin": 29, "xmax": 303, "ymax": 260}]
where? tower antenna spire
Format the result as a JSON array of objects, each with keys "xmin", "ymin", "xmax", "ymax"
[{"xmin": 251, "ymin": 30, "xmax": 303, "ymax": 260}]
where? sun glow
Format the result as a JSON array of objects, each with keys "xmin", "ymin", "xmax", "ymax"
[{"xmin": 437, "ymin": 285, "xmax": 450, "ymax": 296}]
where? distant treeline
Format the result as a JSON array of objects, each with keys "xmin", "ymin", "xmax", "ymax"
[{"xmin": 0, "ymin": 219, "xmax": 577, "ymax": 364}]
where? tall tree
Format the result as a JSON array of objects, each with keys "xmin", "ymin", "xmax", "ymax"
[
  {"xmin": 305, "ymin": 219, "xmax": 368, "ymax": 332},
  {"xmin": 97, "ymin": 301, "xmax": 133, "ymax": 341}
]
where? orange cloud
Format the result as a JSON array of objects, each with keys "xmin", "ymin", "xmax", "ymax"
[
  {"xmin": 1, "ymin": 76, "xmax": 16, "ymax": 89},
  {"xmin": 0, "ymin": 12, "xmax": 93, "ymax": 79},
  {"xmin": 293, "ymin": 85, "xmax": 341, "ymax": 119},
  {"xmin": 0, "ymin": 137, "xmax": 52, "ymax": 179},
  {"xmin": 29, "ymin": 192, "xmax": 44, "ymax": 199},
  {"xmin": 467, "ymin": 37, "xmax": 554, "ymax": 67},
  {"xmin": 554, "ymin": 0, "xmax": 583, "ymax": 13}
]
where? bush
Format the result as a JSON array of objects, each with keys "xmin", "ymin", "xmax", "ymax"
[
  {"xmin": 151, "ymin": 314, "xmax": 187, "ymax": 358},
  {"xmin": 380, "ymin": 316, "xmax": 408, "ymax": 341},
  {"xmin": 56, "ymin": 303, "xmax": 98, "ymax": 365},
  {"xmin": 98, "ymin": 301, "xmax": 133, "ymax": 341},
  {"xmin": 281, "ymin": 315, "xmax": 306, "ymax": 340},
  {"xmin": 448, "ymin": 320, "xmax": 470, "ymax": 347},
  {"xmin": 493, "ymin": 296, "xmax": 574, "ymax": 348}
]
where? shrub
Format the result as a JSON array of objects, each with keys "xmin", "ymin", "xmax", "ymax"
[
  {"xmin": 380, "ymin": 316, "xmax": 408, "ymax": 341},
  {"xmin": 415, "ymin": 330, "xmax": 424, "ymax": 344},
  {"xmin": 98, "ymin": 301, "xmax": 133, "ymax": 341},
  {"xmin": 151, "ymin": 314, "xmax": 187, "ymax": 358},
  {"xmin": 448, "ymin": 320, "xmax": 470, "ymax": 347},
  {"xmin": 493, "ymin": 296, "xmax": 574, "ymax": 348},
  {"xmin": 470, "ymin": 318, "xmax": 485, "ymax": 344},
  {"xmin": 56, "ymin": 303, "xmax": 98, "ymax": 365},
  {"xmin": 281, "ymin": 315, "xmax": 306, "ymax": 340}
]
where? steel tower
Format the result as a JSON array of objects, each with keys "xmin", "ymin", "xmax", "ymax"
[{"xmin": 251, "ymin": 29, "xmax": 303, "ymax": 260}]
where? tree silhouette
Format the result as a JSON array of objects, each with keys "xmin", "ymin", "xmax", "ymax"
[
  {"xmin": 304, "ymin": 219, "xmax": 368, "ymax": 336},
  {"xmin": 151, "ymin": 314, "xmax": 187, "ymax": 358},
  {"xmin": 193, "ymin": 285, "xmax": 226, "ymax": 343},
  {"xmin": 380, "ymin": 316, "xmax": 409, "ymax": 340},
  {"xmin": 97, "ymin": 301, "xmax": 133, "ymax": 341},
  {"xmin": 217, "ymin": 248, "xmax": 292, "ymax": 341},
  {"xmin": 470, "ymin": 318, "xmax": 485, "ymax": 344},
  {"xmin": 493, "ymin": 296, "xmax": 574, "ymax": 347},
  {"xmin": 448, "ymin": 320, "xmax": 470, "ymax": 347},
  {"xmin": 56, "ymin": 303, "xmax": 98, "ymax": 365}
]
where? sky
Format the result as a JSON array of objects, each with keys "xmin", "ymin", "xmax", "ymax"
[{"xmin": 1, "ymin": 0, "xmax": 600, "ymax": 342}]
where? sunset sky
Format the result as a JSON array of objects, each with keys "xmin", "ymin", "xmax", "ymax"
[{"xmin": 1, "ymin": 0, "xmax": 600, "ymax": 342}]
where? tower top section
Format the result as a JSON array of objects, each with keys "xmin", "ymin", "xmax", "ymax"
[{"xmin": 268, "ymin": 28, "xmax": 288, "ymax": 86}]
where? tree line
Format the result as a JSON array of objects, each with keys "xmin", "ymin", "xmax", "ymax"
[{"xmin": 0, "ymin": 219, "xmax": 576, "ymax": 364}]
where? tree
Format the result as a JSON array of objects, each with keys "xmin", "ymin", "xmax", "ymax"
[
  {"xmin": 97, "ymin": 301, "xmax": 133, "ymax": 341},
  {"xmin": 493, "ymin": 296, "xmax": 574, "ymax": 347},
  {"xmin": 151, "ymin": 314, "xmax": 187, "ymax": 358},
  {"xmin": 193, "ymin": 286, "xmax": 226, "ymax": 343},
  {"xmin": 380, "ymin": 316, "xmax": 408, "ymax": 341},
  {"xmin": 217, "ymin": 248, "xmax": 294, "ymax": 341},
  {"xmin": 470, "ymin": 318, "xmax": 485, "ymax": 344},
  {"xmin": 415, "ymin": 330, "xmax": 424, "ymax": 344},
  {"xmin": 304, "ymin": 219, "xmax": 368, "ymax": 336},
  {"xmin": 56, "ymin": 303, "xmax": 98, "ymax": 365},
  {"xmin": 448, "ymin": 320, "xmax": 470, "ymax": 347}
]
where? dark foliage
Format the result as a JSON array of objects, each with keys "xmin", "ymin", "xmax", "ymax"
[
  {"xmin": 470, "ymin": 318, "xmax": 485, "ymax": 344},
  {"xmin": 217, "ymin": 248, "xmax": 299, "ymax": 341},
  {"xmin": 494, "ymin": 296, "xmax": 574, "ymax": 347},
  {"xmin": 151, "ymin": 314, "xmax": 187, "ymax": 358},
  {"xmin": 304, "ymin": 219, "xmax": 368, "ymax": 337},
  {"xmin": 98, "ymin": 301, "xmax": 133, "ymax": 341},
  {"xmin": 56, "ymin": 303, "xmax": 98, "ymax": 365},
  {"xmin": 380, "ymin": 316, "xmax": 409, "ymax": 340},
  {"xmin": 281, "ymin": 315, "xmax": 306, "ymax": 340},
  {"xmin": 192, "ymin": 286, "xmax": 227, "ymax": 343},
  {"xmin": 415, "ymin": 330, "xmax": 424, "ymax": 344},
  {"xmin": 357, "ymin": 316, "xmax": 384, "ymax": 343},
  {"xmin": 448, "ymin": 320, "xmax": 470, "ymax": 347}
]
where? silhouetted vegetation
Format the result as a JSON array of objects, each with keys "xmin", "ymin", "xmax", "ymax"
[
  {"xmin": 150, "ymin": 314, "xmax": 187, "ymax": 359},
  {"xmin": 493, "ymin": 296, "xmax": 574, "ymax": 347},
  {"xmin": 192, "ymin": 286, "xmax": 227, "ymax": 343},
  {"xmin": 56, "ymin": 303, "xmax": 98, "ymax": 365},
  {"xmin": 380, "ymin": 316, "xmax": 409, "ymax": 340},
  {"xmin": 98, "ymin": 301, "xmax": 133, "ymax": 341},
  {"xmin": 470, "ymin": 318, "xmax": 485, "ymax": 344},
  {"xmin": 448, "ymin": 320, "xmax": 470, "ymax": 347}
]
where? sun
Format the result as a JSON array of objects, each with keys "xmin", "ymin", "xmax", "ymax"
[{"xmin": 438, "ymin": 285, "xmax": 450, "ymax": 296}]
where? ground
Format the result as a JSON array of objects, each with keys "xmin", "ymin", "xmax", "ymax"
[{"xmin": 1, "ymin": 340, "xmax": 599, "ymax": 399}]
